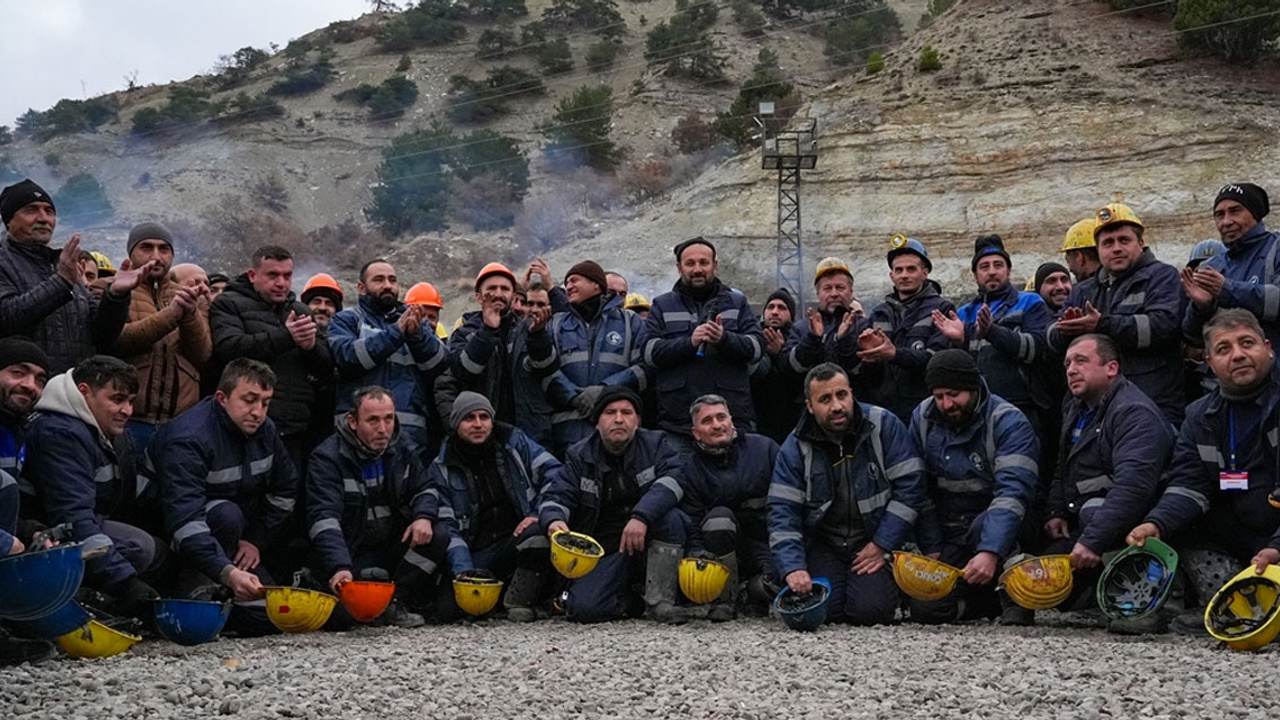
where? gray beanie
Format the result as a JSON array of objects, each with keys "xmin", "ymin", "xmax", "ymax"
[
  {"xmin": 449, "ymin": 391, "xmax": 495, "ymax": 431},
  {"xmin": 127, "ymin": 221, "xmax": 174, "ymax": 256}
]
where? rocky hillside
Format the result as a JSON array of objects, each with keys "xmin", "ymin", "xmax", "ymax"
[{"xmin": 3, "ymin": 0, "xmax": 1278, "ymax": 317}]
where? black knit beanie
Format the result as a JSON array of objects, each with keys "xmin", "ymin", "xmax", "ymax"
[
  {"xmin": 1033, "ymin": 262, "xmax": 1070, "ymax": 291},
  {"xmin": 1214, "ymin": 183, "xmax": 1269, "ymax": 222},
  {"xmin": 925, "ymin": 349, "xmax": 982, "ymax": 392}
]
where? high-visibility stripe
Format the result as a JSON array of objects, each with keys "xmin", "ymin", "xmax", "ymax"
[
  {"xmin": 988, "ymin": 496, "xmax": 1026, "ymax": 518},
  {"xmin": 174, "ymin": 521, "xmax": 211, "ymax": 543},
  {"xmin": 1164, "ymin": 486, "xmax": 1210, "ymax": 513},
  {"xmin": 769, "ymin": 530, "xmax": 803, "ymax": 547},
  {"xmin": 309, "ymin": 518, "xmax": 342, "ymax": 539}
]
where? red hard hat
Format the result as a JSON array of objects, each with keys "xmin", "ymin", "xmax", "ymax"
[
  {"xmin": 474, "ymin": 262, "xmax": 517, "ymax": 292},
  {"xmin": 405, "ymin": 282, "xmax": 443, "ymax": 309}
]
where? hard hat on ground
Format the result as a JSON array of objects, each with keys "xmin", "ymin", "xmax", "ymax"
[
  {"xmin": 1187, "ymin": 239, "xmax": 1227, "ymax": 269},
  {"xmin": 1094, "ymin": 203, "xmax": 1144, "ymax": 237},
  {"xmin": 265, "ymin": 587, "xmax": 338, "ymax": 634},
  {"xmin": 58, "ymin": 619, "xmax": 141, "ymax": 659},
  {"xmin": 453, "ymin": 574, "xmax": 503, "ymax": 617},
  {"xmin": 550, "ymin": 530, "xmax": 605, "ymax": 579},
  {"xmin": 773, "ymin": 577, "xmax": 832, "ymax": 631},
  {"xmin": 153, "ymin": 599, "xmax": 232, "ymax": 646},
  {"xmin": 474, "ymin": 262, "xmax": 517, "ymax": 292},
  {"xmin": 301, "ymin": 273, "xmax": 344, "ymax": 306},
  {"xmin": 893, "ymin": 551, "xmax": 963, "ymax": 602},
  {"xmin": 814, "ymin": 257, "xmax": 853, "ymax": 285},
  {"xmin": 11, "ymin": 599, "xmax": 91, "ymax": 640},
  {"xmin": 0, "ymin": 544, "xmax": 88, "ymax": 621},
  {"xmin": 89, "ymin": 251, "xmax": 116, "ymax": 277},
  {"xmin": 999, "ymin": 554, "xmax": 1074, "ymax": 610},
  {"xmin": 1205, "ymin": 565, "xmax": 1280, "ymax": 651},
  {"xmin": 1096, "ymin": 538, "xmax": 1179, "ymax": 621},
  {"xmin": 405, "ymin": 282, "xmax": 443, "ymax": 309},
  {"xmin": 679, "ymin": 557, "xmax": 731, "ymax": 604},
  {"xmin": 887, "ymin": 234, "xmax": 932, "ymax": 271},
  {"xmin": 624, "ymin": 292, "xmax": 651, "ymax": 312},
  {"xmin": 1061, "ymin": 218, "xmax": 1098, "ymax": 252},
  {"xmin": 337, "ymin": 580, "xmax": 396, "ymax": 622}
]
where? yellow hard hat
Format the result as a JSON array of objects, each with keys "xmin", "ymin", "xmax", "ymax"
[
  {"xmin": 1205, "ymin": 565, "xmax": 1280, "ymax": 651},
  {"xmin": 265, "ymin": 587, "xmax": 338, "ymax": 634},
  {"xmin": 679, "ymin": 557, "xmax": 730, "ymax": 604},
  {"xmin": 1094, "ymin": 203, "xmax": 1144, "ymax": 237},
  {"xmin": 998, "ymin": 554, "xmax": 1074, "ymax": 610},
  {"xmin": 58, "ymin": 619, "xmax": 141, "ymax": 659},
  {"xmin": 814, "ymin": 257, "xmax": 852, "ymax": 285},
  {"xmin": 89, "ymin": 251, "xmax": 116, "ymax": 277},
  {"xmin": 453, "ymin": 576, "xmax": 503, "ymax": 617},
  {"xmin": 1023, "ymin": 276, "xmax": 1036, "ymax": 292},
  {"xmin": 435, "ymin": 322, "xmax": 449, "ymax": 340},
  {"xmin": 550, "ymin": 530, "xmax": 605, "ymax": 579},
  {"xmin": 1060, "ymin": 218, "xmax": 1098, "ymax": 252},
  {"xmin": 624, "ymin": 292, "xmax": 651, "ymax": 312},
  {"xmin": 892, "ymin": 551, "xmax": 963, "ymax": 602}
]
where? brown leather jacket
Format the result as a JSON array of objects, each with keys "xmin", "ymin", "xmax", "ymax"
[{"xmin": 115, "ymin": 278, "xmax": 212, "ymax": 425}]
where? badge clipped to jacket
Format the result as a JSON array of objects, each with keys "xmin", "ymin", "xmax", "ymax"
[{"xmin": 1220, "ymin": 471, "xmax": 1249, "ymax": 492}]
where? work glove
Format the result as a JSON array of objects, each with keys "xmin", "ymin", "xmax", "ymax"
[{"xmin": 571, "ymin": 385, "xmax": 606, "ymax": 416}]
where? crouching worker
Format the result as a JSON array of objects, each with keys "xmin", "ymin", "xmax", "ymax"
[
  {"xmin": 681, "ymin": 394, "xmax": 780, "ymax": 620},
  {"xmin": 23, "ymin": 356, "xmax": 168, "ymax": 620},
  {"xmin": 768, "ymin": 363, "xmax": 928, "ymax": 626},
  {"xmin": 1128, "ymin": 310, "xmax": 1280, "ymax": 633},
  {"xmin": 306, "ymin": 386, "xmax": 436, "ymax": 628},
  {"xmin": 538, "ymin": 387, "xmax": 689, "ymax": 624},
  {"xmin": 153, "ymin": 358, "xmax": 299, "ymax": 635},
  {"xmin": 909, "ymin": 350, "xmax": 1039, "ymax": 625},
  {"xmin": 426, "ymin": 392, "xmax": 561, "ymax": 622}
]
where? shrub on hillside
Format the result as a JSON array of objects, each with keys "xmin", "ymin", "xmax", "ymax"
[
  {"xmin": 714, "ymin": 49, "xmax": 800, "ymax": 148},
  {"xmin": 671, "ymin": 113, "xmax": 719, "ymax": 154},
  {"xmin": 1175, "ymin": 0, "xmax": 1280, "ymax": 64},
  {"xmin": 57, "ymin": 173, "xmax": 113, "ymax": 224},
  {"xmin": 469, "ymin": 0, "xmax": 529, "ymax": 20},
  {"xmin": 645, "ymin": 16, "xmax": 727, "ymax": 80},
  {"xmin": 730, "ymin": 0, "xmax": 767, "ymax": 37},
  {"xmin": 477, "ymin": 28, "xmax": 519, "ymax": 59},
  {"xmin": 366, "ymin": 122, "xmax": 457, "ymax": 234},
  {"xmin": 918, "ymin": 44, "xmax": 941, "ymax": 71},
  {"xmin": 222, "ymin": 93, "xmax": 287, "ymax": 124},
  {"xmin": 822, "ymin": 2, "xmax": 901, "ymax": 68},
  {"xmin": 866, "ymin": 51, "xmax": 885, "ymax": 74},
  {"xmin": 617, "ymin": 157, "xmax": 674, "ymax": 202},
  {"xmin": 542, "ymin": 0, "xmax": 626, "ymax": 39},
  {"xmin": 215, "ymin": 47, "xmax": 270, "ymax": 88},
  {"xmin": 446, "ymin": 67, "xmax": 545, "ymax": 123},
  {"xmin": 585, "ymin": 40, "xmax": 620, "ymax": 70},
  {"xmin": 131, "ymin": 87, "xmax": 221, "ymax": 136},
  {"xmin": 15, "ymin": 98, "xmax": 117, "ymax": 142},
  {"xmin": 543, "ymin": 84, "xmax": 618, "ymax": 171},
  {"xmin": 375, "ymin": 0, "xmax": 467, "ymax": 51},
  {"xmin": 536, "ymin": 38, "xmax": 575, "ymax": 74},
  {"xmin": 268, "ymin": 56, "xmax": 337, "ymax": 96}
]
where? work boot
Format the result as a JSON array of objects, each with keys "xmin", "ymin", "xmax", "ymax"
[
  {"xmin": 0, "ymin": 629, "xmax": 58, "ymax": 667},
  {"xmin": 503, "ymin": 566, "xmax": 547, "ymax": 623},
  {"xmin": 706, "ymin": 552, "xmax": 739, "ymax": 623},
  {"xmin": 1108, "ymin": 612, "xmax": 1168, "ymax": 635},
  {"xmin": 377, "ymin": 598, "xmax": 425, "ymax": 629},
  {"xmin": 644, "ymin": 542, "xmax": 687, "ymax": 625},
  {"xmin": 1171, "ymin": 609, "xmax": 1209, "ymax": 637},
  {"xmin": 998, "ymin": 596, "xmax": 1035, "ymax": 627}
]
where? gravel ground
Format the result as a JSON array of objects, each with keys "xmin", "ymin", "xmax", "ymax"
[{"xmin": 4, "ymin": 614, "xmax": 1278, "ymax": 720}]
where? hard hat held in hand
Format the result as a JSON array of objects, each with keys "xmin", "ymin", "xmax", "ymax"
[
  {"xmin": 1096, "ymin": 538, "xmax": 1178, "ymax": 621},
  {"xmin": 550, "ymin": 530, "xmax": 605, "ymax": 579},
  {"xmin": 892, "ymin": 551, "xmax": 962, "ymax": 602},
  {"xmin": 1205, "ymin": 565, "xmax": 1280, "ymax": 652},
  {"xmin": 998, "ymin": 554, "xmax": 1074, "ymax": 610},
  {"xmin": 265, "ymin": 586, "xmax": 338, "ymax": 634}
]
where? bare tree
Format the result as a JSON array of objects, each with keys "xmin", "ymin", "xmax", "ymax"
[{"xmin": 369, "ymin": 0, "xmax": 400, "ymax": 11}]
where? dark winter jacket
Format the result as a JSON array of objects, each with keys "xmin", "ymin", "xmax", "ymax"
[
  {"xmin": 752, "ymin": 319, "xmax": 805, "ymax": 444},
  {"xmin": 0, "ymin": 235, "xmax": 131, "ymax": 374},
  {"xmin": 954, "ymin": 283, "xmax": 1052, "ymax": 414},
  {"xmin": 681, "ymin": 432, "xmax": 779, "ymax": 552},
  {"xmin": 644, "ymin": 279, "xmax": 763, "ymax": 436},
  {"xmin": 1184, "ymin": 222, "xmax": 1280, "ymax": 349},
  {"xmin": 208, "ymin": 276, "xmax": 333, "ymax": 437},
  {"xmin": 858, "ymin": 284, "xmax": 956, "ymax": 421}
]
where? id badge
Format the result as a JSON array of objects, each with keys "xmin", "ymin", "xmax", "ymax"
[{"xmin": 1220, "ymin": 471, "xmax": 1249, "ymax": 491}]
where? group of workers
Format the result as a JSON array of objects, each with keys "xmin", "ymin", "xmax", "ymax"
[{"xmin": 1, "ymin": 173, "xmax": 1278, "ymax": 662}]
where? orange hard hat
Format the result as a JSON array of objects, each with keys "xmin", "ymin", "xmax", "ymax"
[
  {"xmin": 405, "ymin": 282, "xmax": 443, "ymax": 309},
  {"xmin": 337, "ymin": 580, "xmax": 396, "ymax": 623},
  {"xmin": 474, "ymin": 263, "xmax": 517, "ymax": 292},
  {"xmin": 302, "ymin": 273, "xmax": 344, "ymax": 301}
]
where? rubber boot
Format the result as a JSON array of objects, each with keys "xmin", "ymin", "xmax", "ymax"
[
  {"xmin": 644, "ymin": 542, "xmax": 687, "ymax": 625},
  {"xmin": 998, "ymin": 594, "xmax": 1035, "ymax": 627},
  {"xmin": 503, "ymin": 566, "xmax": 547, "ymax": 623},
  {"xmin": 707, "ymin": 553, "xmax": 738, "ymax": 622}
]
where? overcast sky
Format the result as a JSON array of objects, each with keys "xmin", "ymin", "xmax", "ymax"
[{"xmin": 1, "ymin": 0, "xmax": 371, "ymax": 127}]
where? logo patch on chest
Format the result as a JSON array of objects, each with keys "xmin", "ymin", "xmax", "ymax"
[{"xmin": 606, "ymin": 331, "xmax": 623, "ymax": 347}]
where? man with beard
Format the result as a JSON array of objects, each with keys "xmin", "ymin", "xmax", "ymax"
[
  {"xmin": 306, "ymin": 386, "xmax": 434, "ymax": 627},
  {"xmin": 23, "ymin": 356, "xmax": 167, "ymax": 620},
  {"xmin": 539, "ymin": 387, "xmax": 688, "ymax": 623},
  {"xmin": 857, "ymin": 237, "xmax": 956, "ymax": 422},
  {"xmin": 1041, "ymin": 335, "xmax": 1173, "ymax": 621},
  {"xmin": 1129, "ymin": 310, "xmax": 1280, "ymax": 633},
  {"xmin": 509, "ymin": 282, "xmax": 556, "ymax": 449},
  {"xmin": 113, "ymin": 222, "xmax": 212, "ymax": 456},
  {"xmin": 301, "ymin": 273, "xmax": 344, "ymax": 332},
  {"xmin": 428, "ymin": 392, "xmax": 562, "ymax": 622},
  {"xmin": 0, "ymin": 179, "xmax": 148, "ymax": 373},
  {"xmin": 1048, "ymin": 204, "xmax": 1185, "ymax": 425},
  {"xmin": 329, "ymin": 260, "xmax": 448, "ymax": 456},
  {"xmin": 933, "ymin": 235, "xmax": 1051, "ymax": 433},
  {"xmin": 784, "ymin": 257, "xmax": 863, "ymax": 375},
  {"xmin": 1183, "ymin": 183, "xmax": 1280, "ymax": 350},
  {"xmin": 768, "ymin": 363, "xmax": 927, "ymax": 626},
  {"xmin": 909, "ymin": 350, "xmax": 1039, "ymax": 625},
  {"xmin": 543, "ymin": 260, "xmax": 648, "ymax": 455},
  {"xmin": 153, "ymin": 359, "xmax": 299, "ymax": 635},
  {"xmin": 0, "ymin": 338, "xmax": 55, "ymax": 666},
  {"xmin": 210, "ymin": 245, "xmax": 333, "ymax": 469},
  {"xmin": 1034, "ymin": 262, "xmax": 1073, "ymax": 318},
  {"xmin": 644, "ymin": 238, "xmax": 764, "ymax": 454},
  {"xmin": 435, "ymin": 263, "xmax": 556, "ymax": 435},
  {"xmin": 0, "ymin": 338, "xmax": 50, "ymax": 552},
  {"xmin": 753, "ymin": 288, "xmax": 803, "ymax": 444},
  {"xmin": 681, "ymin": 395, "xmax": 780, "ymax": 620}
]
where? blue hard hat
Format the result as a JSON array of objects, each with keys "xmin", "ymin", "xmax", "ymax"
[
  {"xmin": 773, "ymin": 577, "xmax": 833, "ymax": 631},
  {"xmin": 887, "ymin": 235, "xmax": 933, "ymax": 272},
  {"xmin": 154, "ymin": 599, "xmax": 232, "ymax": 646},
  {"xmin": 9, "ymin": 599, "xmax": 91, "ymax": 640},
  {"xmin": 0, "ymin": 545, "xmax": 86, "ymax": 621},
  {"xmin": 1187, "ymin": 239, "xmax": 1227, "ymax": 268}
]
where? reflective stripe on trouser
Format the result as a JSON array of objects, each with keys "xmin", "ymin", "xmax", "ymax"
[{"xmin": 701, "ymin": 506, "xmax": 740, "ymax": 557}]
